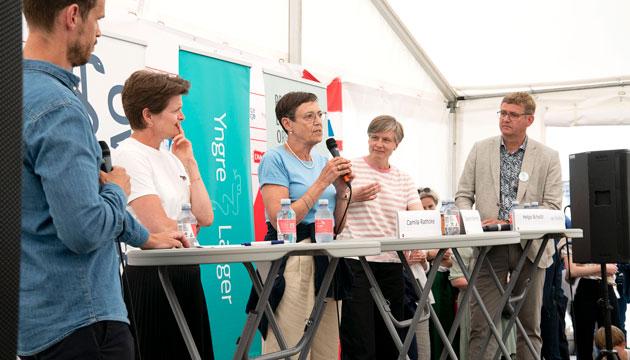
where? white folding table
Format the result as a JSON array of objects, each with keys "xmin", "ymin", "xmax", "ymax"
[
  {"xmin": 127, "ymin": 240, "xmax": 381, "ymax": 360},
  {"xmin": 353, "ymin": 232, "xmax": 522, "ymax": 360}
]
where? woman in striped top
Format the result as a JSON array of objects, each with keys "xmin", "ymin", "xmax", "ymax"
[{"xmin": 338, "ymin": 115, "xmax": 423, "ymax": 359}]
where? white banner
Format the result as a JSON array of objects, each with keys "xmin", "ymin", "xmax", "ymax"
[
  {"xmin": 262, "ymin": 70, "xmax": 328, "ymax": 156},
  {"xmin": 73, "ymin": 34, "xmax": 146, "ymax": 148}
]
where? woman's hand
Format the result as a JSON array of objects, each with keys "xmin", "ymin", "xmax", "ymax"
[
  {"xmin": 172, "ymin": 123, "xmax": 195, "ymax": 163},
  {"xmin": 318, "ymin": 157, "xmax": 352, "ymax": 189},
  {"xmin": 351, "ymin": 182, "xmax": 380, "ymax": 203},
  {"xmin": 407, "ymin": 250, "xmax": 428, "ymax": 267},
  {"xmin": 606, "ymin": 263, "xmax": 618, "ymax": 276}
]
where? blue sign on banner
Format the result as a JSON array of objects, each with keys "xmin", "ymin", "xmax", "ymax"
[{"xmin": 179, "ymin": 49, "xmax": 258, "ymax": 359}]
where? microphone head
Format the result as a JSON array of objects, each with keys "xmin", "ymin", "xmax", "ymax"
[
  {"xmin": 325, "ymin": 138, "xmax": 341, "ymax": 158},
  {"xmin": 98, "ymin": 140, "xmax": 110, "ymax": 155},
  {"xmin": 98, "ymin": 140, "xmax": 112, "ymax": 172},
  {"xmin": 325, "ymin": 138, "xmax": 338, "ymax": 151}
]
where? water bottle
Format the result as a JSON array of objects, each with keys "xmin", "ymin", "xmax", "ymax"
[
  {"xmin": 443, "ymin": 200, "xmax": 460, "ymax": 235},
  {"xmin": 177, "ymin": 203, "xmax": 199, "ymax": 247},
  {"xmin": 276, "ymin": 198, "xmax": 296, "ymax": 243},
  {"xmin": 315, "ymin": 199, "xmax": 334, "ymax": 243},
  {"xmin": 440, "ymin": 201, "xmax": 448, "ymax": 235}
]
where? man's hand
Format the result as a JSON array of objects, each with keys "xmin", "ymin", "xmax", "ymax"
[
  {"xmin": 100, "ymin": 166, "xmax": 131, "ymax": 196},
  {"xmin": 351, "ymin": 183, "xmax": 381, "ymax": 203},
  {"xmin": 141, "ymin": 231, "xmax": 190, "ymax": 249}
]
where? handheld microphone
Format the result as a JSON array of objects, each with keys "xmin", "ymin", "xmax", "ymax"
[
  {"xmin": 98, "ymin": 141, "xmax": 112, "ymax": 173},
  {"xmin": 325, "ymin": 137, "xmax": 351, "ymax": 187},
  {"xmin": 482, "ymin": 223, "xmax": 512, "ymax": 232}
]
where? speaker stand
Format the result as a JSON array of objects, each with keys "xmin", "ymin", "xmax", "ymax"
[{"xmin": 595, "ymin": 263, "xmax": 621, "ymax": 360}]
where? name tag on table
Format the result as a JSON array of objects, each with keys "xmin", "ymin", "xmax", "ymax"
[
  {"xmin": 512, "ymin": 209, "xmax": 566, "ymax": 231},
  {"xmin": 459, "ymin": 210, "xmax": 483, "ymax": 234},
  {"xmin": 397, "ymin": 210, "xmax": 441, "ymax": 238}
]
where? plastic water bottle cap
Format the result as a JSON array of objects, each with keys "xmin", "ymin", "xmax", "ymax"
[
  {"xmin": 318, "ymin": 199, "xmax": 329, "ymax": 206},
  {"xmin": 182, "ymin": 203, "xmax": 191, "ymax": 210},
  {"xmin": 280, "ymin": 198, "xmax": 291, "ymax": 205}
]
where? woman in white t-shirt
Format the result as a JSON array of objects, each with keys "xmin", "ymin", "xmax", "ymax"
[
  {"xmin": 337, "ymin": 115, "xmax": 423, "ymax": 359},
  {"xmin": 113, "ymin": 70, "xmax": 215, "ymax": 360}
]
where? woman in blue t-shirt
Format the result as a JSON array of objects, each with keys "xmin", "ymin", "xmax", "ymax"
[{"xmin": 253, "ymin": 91, "xmax": 353, "ymax": 359}]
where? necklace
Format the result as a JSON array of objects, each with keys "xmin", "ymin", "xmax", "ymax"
[{"xmin": 285, "ymin": 142, "xmax": 315, "ymax": 169}]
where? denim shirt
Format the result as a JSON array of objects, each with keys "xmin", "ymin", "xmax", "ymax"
[{"xmin": 19, "ymin": 60, "xmax": 149, "ymax": 356}]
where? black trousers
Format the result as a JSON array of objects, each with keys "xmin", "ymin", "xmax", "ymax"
[
  {"xmin": 574, "ymin": 278, "xmax": 620, "ymax": 360},
  {"xmin": 123, "ymin": 265, "xmax": 214, "ymax": 360},
  {"xmin": 341, "ymin": 259, "xmax": 404, "ymax": 360},
  {"xmin": 20, "ymin": 321, "xmax": 134, "ymax": 360}
]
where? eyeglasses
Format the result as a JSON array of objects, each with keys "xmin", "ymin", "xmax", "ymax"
[
  {"xmin": 497, "ymin": 110, "xmax": 530, "ymax": 120},
  {"xmin": 297, "ymin": 111, "xmax": 327, "ymax": 123}
]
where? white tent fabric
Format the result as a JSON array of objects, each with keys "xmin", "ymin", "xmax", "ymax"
[
  {"xmin": 53, "ymin": 0, "xmax": 630, "ymax": 195},
  {"xmin": 387, "ymin": 0, "xmax": 630, "ymax": 91},
  {"xmin": 341, "ymin": 82, "xmax": 450, "ymax": 196}
]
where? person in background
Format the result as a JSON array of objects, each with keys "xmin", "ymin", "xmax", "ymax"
[
  {"xmin": 615, "ymin": 263, "xmax": 630, "ymax": 335},
  {"xmin": 251, "ymin": 91, "xmax": 353, "ymax": 359},
  {"xmin": 455, "ymin": 92, "xmax": 563, "ymax": 359},
  {"xmin": 404, "ymin": 247, "xmax": 431, "ymax": 360},
  {"xmin": 113, "ymin": 70, "xmax": 215, "ymax": 360},
  {"xmin": 540, "ymin": 238, "xmax": 570, "ymax": 360},
  {"xmin": 449, "ymin": 247, "xmax": 474, "ymax": 360},
  {"xmin": 338, "ymin": 115, "xmax": 423, "ymax": 359},
  {"xmin": 419, "ymin": 188, "xmax": 459, "ymax": 360},
  {"xmin": 561, "ymin": 238, "xmax": 620, "ymax": 360},
  {"xmin": 594, "ymin": 326, "xmax": 629, "ymax": 360},
  {"xmin": 19, "ymin": 1, "xmax": 185, "ymax": 358}
]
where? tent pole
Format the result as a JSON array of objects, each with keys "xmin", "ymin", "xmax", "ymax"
[
  {"xmin": 448, "ymin": 100, "xmax": 459, "ymax": 197},
  {"xmin": 458, "ymin": 80, "xmax": 630, "ymax": 101},
  {"xmin": 288, "ymin": 0, "xmax": 302, "ymax": 64},
  {"xmin": 370, "ymin": 0, "xmax": 456, "ymax": 103}
]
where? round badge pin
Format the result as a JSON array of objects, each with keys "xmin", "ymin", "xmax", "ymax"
[{"xmin": 519, "ymin": 171, "xmax": 529, "ymax": 182}]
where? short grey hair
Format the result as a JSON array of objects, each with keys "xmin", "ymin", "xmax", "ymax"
[{"xmin": 367, "ymin": 115, "xmax": 404, "ymax": 144}]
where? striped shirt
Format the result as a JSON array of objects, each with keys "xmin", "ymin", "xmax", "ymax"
[{"xmin": 337, "ymin": 157, "xmax": 420, "ymax": 262}]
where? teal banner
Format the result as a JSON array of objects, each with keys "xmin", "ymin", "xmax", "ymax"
[{"xmin": 179, "ymin": 49, "xmax": 258, "ymax": 359}]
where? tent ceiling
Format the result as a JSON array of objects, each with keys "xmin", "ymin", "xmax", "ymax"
[
  {"xmin": 109, "ymin": 0, "xmax": 630, "ymax": 98},
  {"xmin": 387, "ymin": 0, "xmax": 630, "ymax": 94}
]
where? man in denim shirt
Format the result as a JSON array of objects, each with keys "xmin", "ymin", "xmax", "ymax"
[{"xmin": 20, "ymin": 1, "xmax": 187, "ymax": 358}]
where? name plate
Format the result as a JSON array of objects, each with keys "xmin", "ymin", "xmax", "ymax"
[
  {"xmin": 459, "ymin": 210, "xmax": 483, "ymax": 234},
  {"xmin": 512, "ymin": 209, "xmax": 566, "ymax": 231},
  {"xmin": 397, "ymin": 210, "xmax": 441, "ymax": 238}
]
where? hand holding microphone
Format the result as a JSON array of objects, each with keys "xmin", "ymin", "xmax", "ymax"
[
  {"xmin": 325, "ymin": 138, "xmax": 352, "ymax": 189},
  {"xmin": 98, "ymin": 141, "xmax": 131, "ymax": 196}
]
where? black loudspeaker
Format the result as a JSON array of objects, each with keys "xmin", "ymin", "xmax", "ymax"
[{"xmin": 569, "ymin": 149, "xmax": 630, "ymax": 263}]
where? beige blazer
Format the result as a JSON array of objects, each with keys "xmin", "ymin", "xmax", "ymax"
[{"xmin": 455, "ymin": 136, "xmax": 563, "ymax": 268}]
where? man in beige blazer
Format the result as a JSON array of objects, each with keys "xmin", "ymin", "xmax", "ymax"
[{"xmin": 455, "ymin": 92, "xmax": 562, "ymax": 359}]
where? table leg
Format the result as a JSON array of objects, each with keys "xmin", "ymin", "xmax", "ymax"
[
  {"xmin": 158, "ymin": 266, "xmax": 201, "ymax": 360},
  {"xmin": 491, "ymin": 236, "xmax": 551, "ymax": 360},
  {"xmin": 234, "ymin": 260, "xmax": 284, "ymax": 360},
  {"xmin": 243, "ymin": 263, "xmax": 289, "ymax": 355},
  {"xmin": 438, "ymin": 246, "xmax": 490, "ymax": 360},
  {"xmin": 478, "ymin": 240, "xmax": 534, "ymax": 357},
  {"xmin": 399, "ymin": 251, "xmax": 458, "ymax": 360}
]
